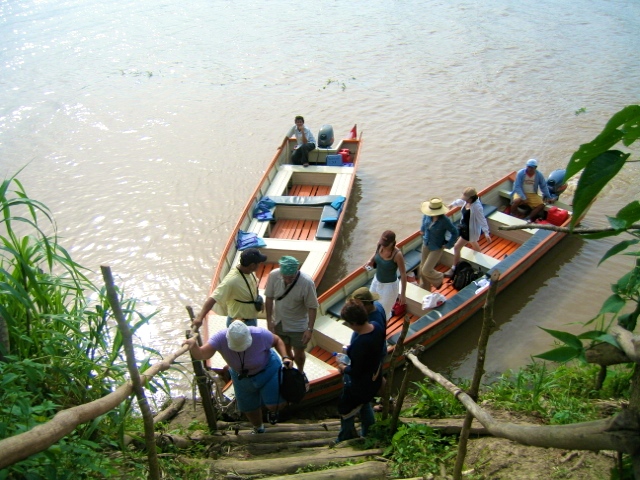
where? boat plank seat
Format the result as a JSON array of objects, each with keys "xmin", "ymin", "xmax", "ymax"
[
  {"xmin": 279, "ymin": 164, "xmax": 354, "ymax": 175},
  {"xmin": 255, "ymin": 262, "xmax": 278, "ymax": 289},
  {"xmin": 478, "ymin": 235, "xmax": 519, "ymax": 259},
  {"xmin": 329, "ymin": 172, "xmax": 353, "ymax": 196},
  {"xmin": 404, "ymin": 247, "xmax": 422, "ymax": 273},
  {"xmin": 265, "ymin": 168, "xmax": 294, "ymax": 197},
  {"xmin": 313, "ymin": 314, "xmax": 353, "ymax": 353},
  {"xmin": 444, "ymin": 245, "xmax": 499, "ymax": 271},
  {"xmin": 385, "ymin": 312, "xmax": 419, "ymax": 344},
  {"xmin": 325, "ymin": 278, "xmax": 373, "ymax": 318},
  {"xmin": 289, "ymin": 184, "xmax": 332, "ymax": 196},
  {"xmin": 309, "ymin": 346, "xmax": 339, "ymax": 367},
  {"xmin": 299, "ymin": 250, "xmax": 326, "ymax": 277}
]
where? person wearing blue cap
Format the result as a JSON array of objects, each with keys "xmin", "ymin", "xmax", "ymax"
[
  {"xmin": 512, "ymin": 159, "xmax": 557, "ymax": 223},
  {"xmin": 265, "ymin": 256, "xmax": 319, "ymax": 373}
]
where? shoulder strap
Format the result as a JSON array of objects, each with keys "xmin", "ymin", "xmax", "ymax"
[
  {"xmin": 277, "ymin": 272, "xmax": 300, "ymax": 301},
  {"xmin": 236, "ymin": 268, "xmax": 256, "ymax": 303}
]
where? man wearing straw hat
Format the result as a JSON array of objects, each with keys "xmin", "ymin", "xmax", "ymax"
[
  {"xmin": 265, "ymin": 256, "xmax": 319, "ymax": 373},
  {"xmin": 419, "ymin": 198, "xmax": 459, "ymax": 291}
]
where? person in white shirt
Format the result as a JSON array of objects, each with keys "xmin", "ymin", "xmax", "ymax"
[{"xmin": 287, "ymin": 115, "xmax": 316, "ymax": 167}]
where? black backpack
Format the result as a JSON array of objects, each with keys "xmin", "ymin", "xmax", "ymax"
[
  {"xmin": 279, "ymin": 367, "xmax": 307, "ymax": 404},
  {"xmin": 452, "ymin": 261, "xmax": 480, "ymax": 291}
]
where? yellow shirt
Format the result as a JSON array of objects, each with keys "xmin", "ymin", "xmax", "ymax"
[{"xmin": 211, "ymin": 266, "xmax": 260, "ymax": 319}]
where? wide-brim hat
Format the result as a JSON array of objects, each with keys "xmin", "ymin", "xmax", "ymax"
[
  {"xmin": 226, "ymin": 320, "xmax": 253, "ymax": 352},
  {"xmin": 421, "ymin": 198, "xmax": 449, "ymax": 216},
  {"xmin": 349, "ymin": 286, "xmax": 380, "ymax": 303}
]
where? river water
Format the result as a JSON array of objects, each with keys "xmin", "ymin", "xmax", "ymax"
[{"xmin": 1, "ymin": 0, "xmax": 639, "ymax": 392}]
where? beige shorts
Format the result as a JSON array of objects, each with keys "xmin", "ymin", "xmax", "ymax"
[
  {"xmin": 513, "ymin": 192, "xmax": 543, "ymax": 208},
  {"xmin": 275, "ymin": 322, "xmax": 306, "ymax": 349}
]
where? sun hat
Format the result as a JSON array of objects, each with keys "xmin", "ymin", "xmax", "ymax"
[
  {"xmin": 463, "ymin": 187, "xmax": 477, "ymax": 198},
  {"xmin": 226, "ymin": 320, "xmax": 253, "ymax": 352},
  {"xmin": 526, "ymin": 158, "xmax": 538, "ymax": 168},
  {"xmin": 240, "ymin": 248, "xmax": 268, "ymax": 266},
  {"xmin": 349, "ymin": 286, "xmax": 380, "ymax": 303},
  {"xmin": 279, "ymin": 256, "xmax": 300, "ymax": 276},
  {"xmin": 421, "ymin": 198, "xmax": 449, "ymax": 216}
]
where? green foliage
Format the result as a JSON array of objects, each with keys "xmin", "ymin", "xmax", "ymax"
[
  {"xmin": 0, "ymin": 173, "xmax": 170, "ymax": 478},
  {"xmin": 480, "ymin": 362, "xmax": 612, "ymax": 425},
  {"xmin": 403, "ymin": 380, "xmax": 468, "ymax": 418},
  {"xmin": 538, "ymin": 104, "xmax": 640, "ymax": 361},
  {"xmin": 385, "ymin": 422, "xmax": 457, "ymax": 478}
]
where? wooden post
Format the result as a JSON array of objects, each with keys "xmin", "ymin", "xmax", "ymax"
[
  {"xmin": 382, "ymin": 314, "xmax": 411, "ymax": 419},
  {"xmin": 390, "ymin": 359, "xmax": 414, "ymax": 435},
  {"xmin": 185, "ymin": 306, "xmax": 218, "ymax": 432},
  {"xmin": 453, "ymin": 270, "xmax": 500, "ymax": 480},
  {"xmin": 101, "ymin": 266, "xmax": 160, "ymax": 480}
]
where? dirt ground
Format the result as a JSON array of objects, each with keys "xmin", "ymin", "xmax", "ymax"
[{"xmin": 167, "ymin": 399, "xmax": 616, "ymax": 479}]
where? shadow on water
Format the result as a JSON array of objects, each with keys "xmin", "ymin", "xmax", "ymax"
[
  {"xmin": 317, "ymin": 177, "xmax": 362, "ymax": 295},
  {"xmin": 398, "ymin": 233, "xmax": 587, "ymax": 390}
]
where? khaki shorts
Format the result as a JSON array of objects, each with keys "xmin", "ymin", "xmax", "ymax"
[
  {"xmin": 513, "ymin": 192, "xmax": 543, "ymax": 208},
  {"xmin": 275, "ymin": 322, "xmax": 306, "ymax": 349}
]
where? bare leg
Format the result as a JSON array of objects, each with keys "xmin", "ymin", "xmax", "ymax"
[
  {"xmin": 526, "ymin": 204, "xmax": 545, "ymax": 221},
  {"xmin": 293, "ymin": 345, "xmax": 306, "ymax": 372},
  {"xmin": 244, "ymin": 408, "xmax": 263, "ymax": 428}
]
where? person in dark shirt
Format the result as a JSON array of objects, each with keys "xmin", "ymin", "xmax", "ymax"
[{"xmin": 335, "ymin": 299, "xmax": 386, "ymax": 442}]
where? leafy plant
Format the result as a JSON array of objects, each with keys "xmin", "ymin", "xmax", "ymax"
[
  {"xmin": 404, "ymin": 380, "xmax": 468, "ymax": 418},
  {"xmin": 0, "ymin": 172, "xmax": 170, "ymax": 478}
]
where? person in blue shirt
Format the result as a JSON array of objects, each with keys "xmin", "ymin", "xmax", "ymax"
[
  {"xmin": 287, "ymin": 115, "xmax": 316, "ymax": 167},
  {"xmin": 335, "ymin": 299, "xmax": 385, "ymax": 442},
  {"xmin": 511, "ymin": 158, "xmax": 556, "ymax": 222},
  {"xmin": 419, "ymin": 198, "xmax": 459, "ymax": 291}
]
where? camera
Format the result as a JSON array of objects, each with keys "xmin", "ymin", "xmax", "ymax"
[
  {"xmin": 254, "ymin": 294, "xmax": 265, "ymax": 312},
  {"xmin": 238, "ymin": 368, "xmax": 250, "ymax": 380}
]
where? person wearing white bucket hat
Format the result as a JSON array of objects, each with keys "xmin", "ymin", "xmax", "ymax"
[
  {"xmin": 511, "ymin": 158, "xmax": 557, "ymax": 222},
  {"xmin": 185, "ymin": 320, "xmax": 293, "ymax": 433},
  {"xmin": 419, "ymin": 198, "xmax": 459, "ymax": 291}
]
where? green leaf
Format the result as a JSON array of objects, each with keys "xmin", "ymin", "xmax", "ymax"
[
  {"xmin": 577, "ymin": 330, "xmax": 607, "ymax": 340},
  {"xmin": 582, "ymin": 230, "xmax": 624, "ymax": 240},
  {"xmin": 616, "ymin": 201, "xmax": 640, "ymax": 226},
  {"xmin": 606, "ymin": 215, "xmax": 629, "ymax": 230},
  {"xmin": 619, "ymin": 313, "xmax": 637, "ymax": 332},
  {"xmin": 539, "ymin": 327, "xmax": 583, "ymax": 349},
  {"xmin": 595, "ymin": 333, "xmax": 620, "ymax": 348},
  {"xmin": 534, "ymin": 347, "xmax": 579, "ymax": 363},
  {"xmin": 599, "ymin": 239, "xmax": 640, "ymax": 265},
  {"xmin": 598, "ymin": 294, "xmax": 626, "ymax": 315},
  {"xmin": 571, "ymin": 150, "xmax": 629, "ymax": 228}
]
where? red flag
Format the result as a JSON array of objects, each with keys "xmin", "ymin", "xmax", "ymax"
[{"xmin": 349, "ymin": 124, "xmax": 357, "ymax": 139}]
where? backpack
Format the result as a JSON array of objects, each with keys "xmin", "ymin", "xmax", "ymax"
[
  {"xmin": 279, "ymin": 366, "xmax": 307, "ymax": 404},
  {"xmin": 452, "ymin": 261, "xmax": 480, "ymax": 291}
]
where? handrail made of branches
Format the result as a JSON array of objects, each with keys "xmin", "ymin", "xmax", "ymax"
[
  {"xmin": 406, "ymin": 352, "xmax": 640, "ymax": 455},
  {"xmin": 0, "ymin": 342, "xmax": 191, "ymax": 469}
]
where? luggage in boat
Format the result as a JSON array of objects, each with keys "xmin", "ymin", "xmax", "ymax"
[
  {"xmin": 546, "ymin": 206, "xmax": 569, "ymax": 226},
  {"xmin": 326, "ymin": 154, "xmax": 343, "ymax": 166}
]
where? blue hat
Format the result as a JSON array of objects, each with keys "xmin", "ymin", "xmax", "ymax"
[{"xmin": 526, "ymin": 158, "xmax": 538, "ymax": 168}]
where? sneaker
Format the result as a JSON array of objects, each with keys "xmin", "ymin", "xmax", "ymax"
[
  {"xmin": 267, "ymin": 410, "xmax": 279, "ymax": 425},
  {"xmin": 444, "ymin": 268, "xmax": 455, "ymax": 278},
  {"xmin": 251, "ymin": 424, "xmax": 265, "ymax": 434}
]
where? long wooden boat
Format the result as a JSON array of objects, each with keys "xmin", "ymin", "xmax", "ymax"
[
  {"xmin": 202, "ymin": 126, "xmax": 361, "ymax": 351},
  {"xmin": 294, "ymin": 170, "xmax": 590, "ymax": 407}
]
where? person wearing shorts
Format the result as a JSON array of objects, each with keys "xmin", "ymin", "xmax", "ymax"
[
  {"xmin": 184, "ymin": 320, "xmax": 293, "ymax": 433},
  {"xmin": 265, "ymin": 256, "xmax": 319, "ymax": 373}
]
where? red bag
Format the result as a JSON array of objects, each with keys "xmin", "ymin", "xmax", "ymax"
[
  {"xmin": 391, "ymin": 299, "xmax": 406, "ymax": 317},
  {"xmin": 339, "ymin": 148, "xmax": 352, "ymax": 163},
  {"xmin": 546, "ymin": 206, "xmax": 569, "ymax": 226}
]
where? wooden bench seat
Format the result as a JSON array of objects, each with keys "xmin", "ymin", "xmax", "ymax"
[
  {"xmin": 289, "ymin": 184, "xmax": 332, "ymax": 196},
  {"xmin": 444, "ymin": 245, "xmax": 500, "ymax": 271},
  {"xmin": 265, "ymin": 168, "xmax": 294, "ymax": 197},
  {"xmin": 270, "ymin": 219, "xmax": 319, "ymax": 240}
]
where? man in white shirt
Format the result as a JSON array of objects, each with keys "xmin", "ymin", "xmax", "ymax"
[
  {"xmin": 287, "ymin": 116, "xmax": 316, "ymax": 167},
  {"xmin": 265, "ymin": 256, "xmax": 319, "ymax": 372}
]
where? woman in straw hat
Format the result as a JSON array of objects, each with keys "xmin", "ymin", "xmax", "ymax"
[
  {"xmin": 364, "ymin": 230, "xmax": 407, "ymax": 320},
  {"xmin": 445, "ymin": 187, "xmax": 492, "ymax": 277},
  {"xmin": 184, "ymin": 320, "xmax": 293, "ymax": 433},
  {"xmin": 419, "ymin": 198, "xmax": 459, "ymax": 291}
]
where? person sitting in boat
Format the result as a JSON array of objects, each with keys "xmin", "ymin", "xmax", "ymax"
[
  {"xmin": 192, "ymin": 248, "xmax": 267, "ymax": 329},
  {"xmin": 265, "ymin": 256, "xmax": 319, "ymax": 373},
  {"xmin": 511, "ymin": 158, "xmax": 557, "ymax": 223},
  {"xmin": 287, "ymin": 115, "xmax": 316, "ymax": 167},
  {"xmin": 184, "ymin": 320, "xmax": 293, "ymax": 432},
  {"xmin": 335, "ymin": 299, "xmax": 385, "ymax": 442},
  {"xmin": 365, "ymin": 230, "xmax": 407, "ymax": 321},
  {"xmin": 445, "ymin": 187, "xmax": 492, "ymax": 278},
  {"xmin": 419, "ymin": 198, "xmax": 459, "ymax": 291}
]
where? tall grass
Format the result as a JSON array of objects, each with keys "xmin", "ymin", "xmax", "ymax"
[{"xmin": 0, "ymin": 173, "xmax": 169, "ymax": 478}]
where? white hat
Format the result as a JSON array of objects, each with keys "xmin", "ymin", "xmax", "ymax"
[
  {"xmin": 526, "ymin": 158, "xmax": 538, "ymax": 168},
  {"xmin": 226, "ymin": 320, "xmax": 253, "ymax": 352}
]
